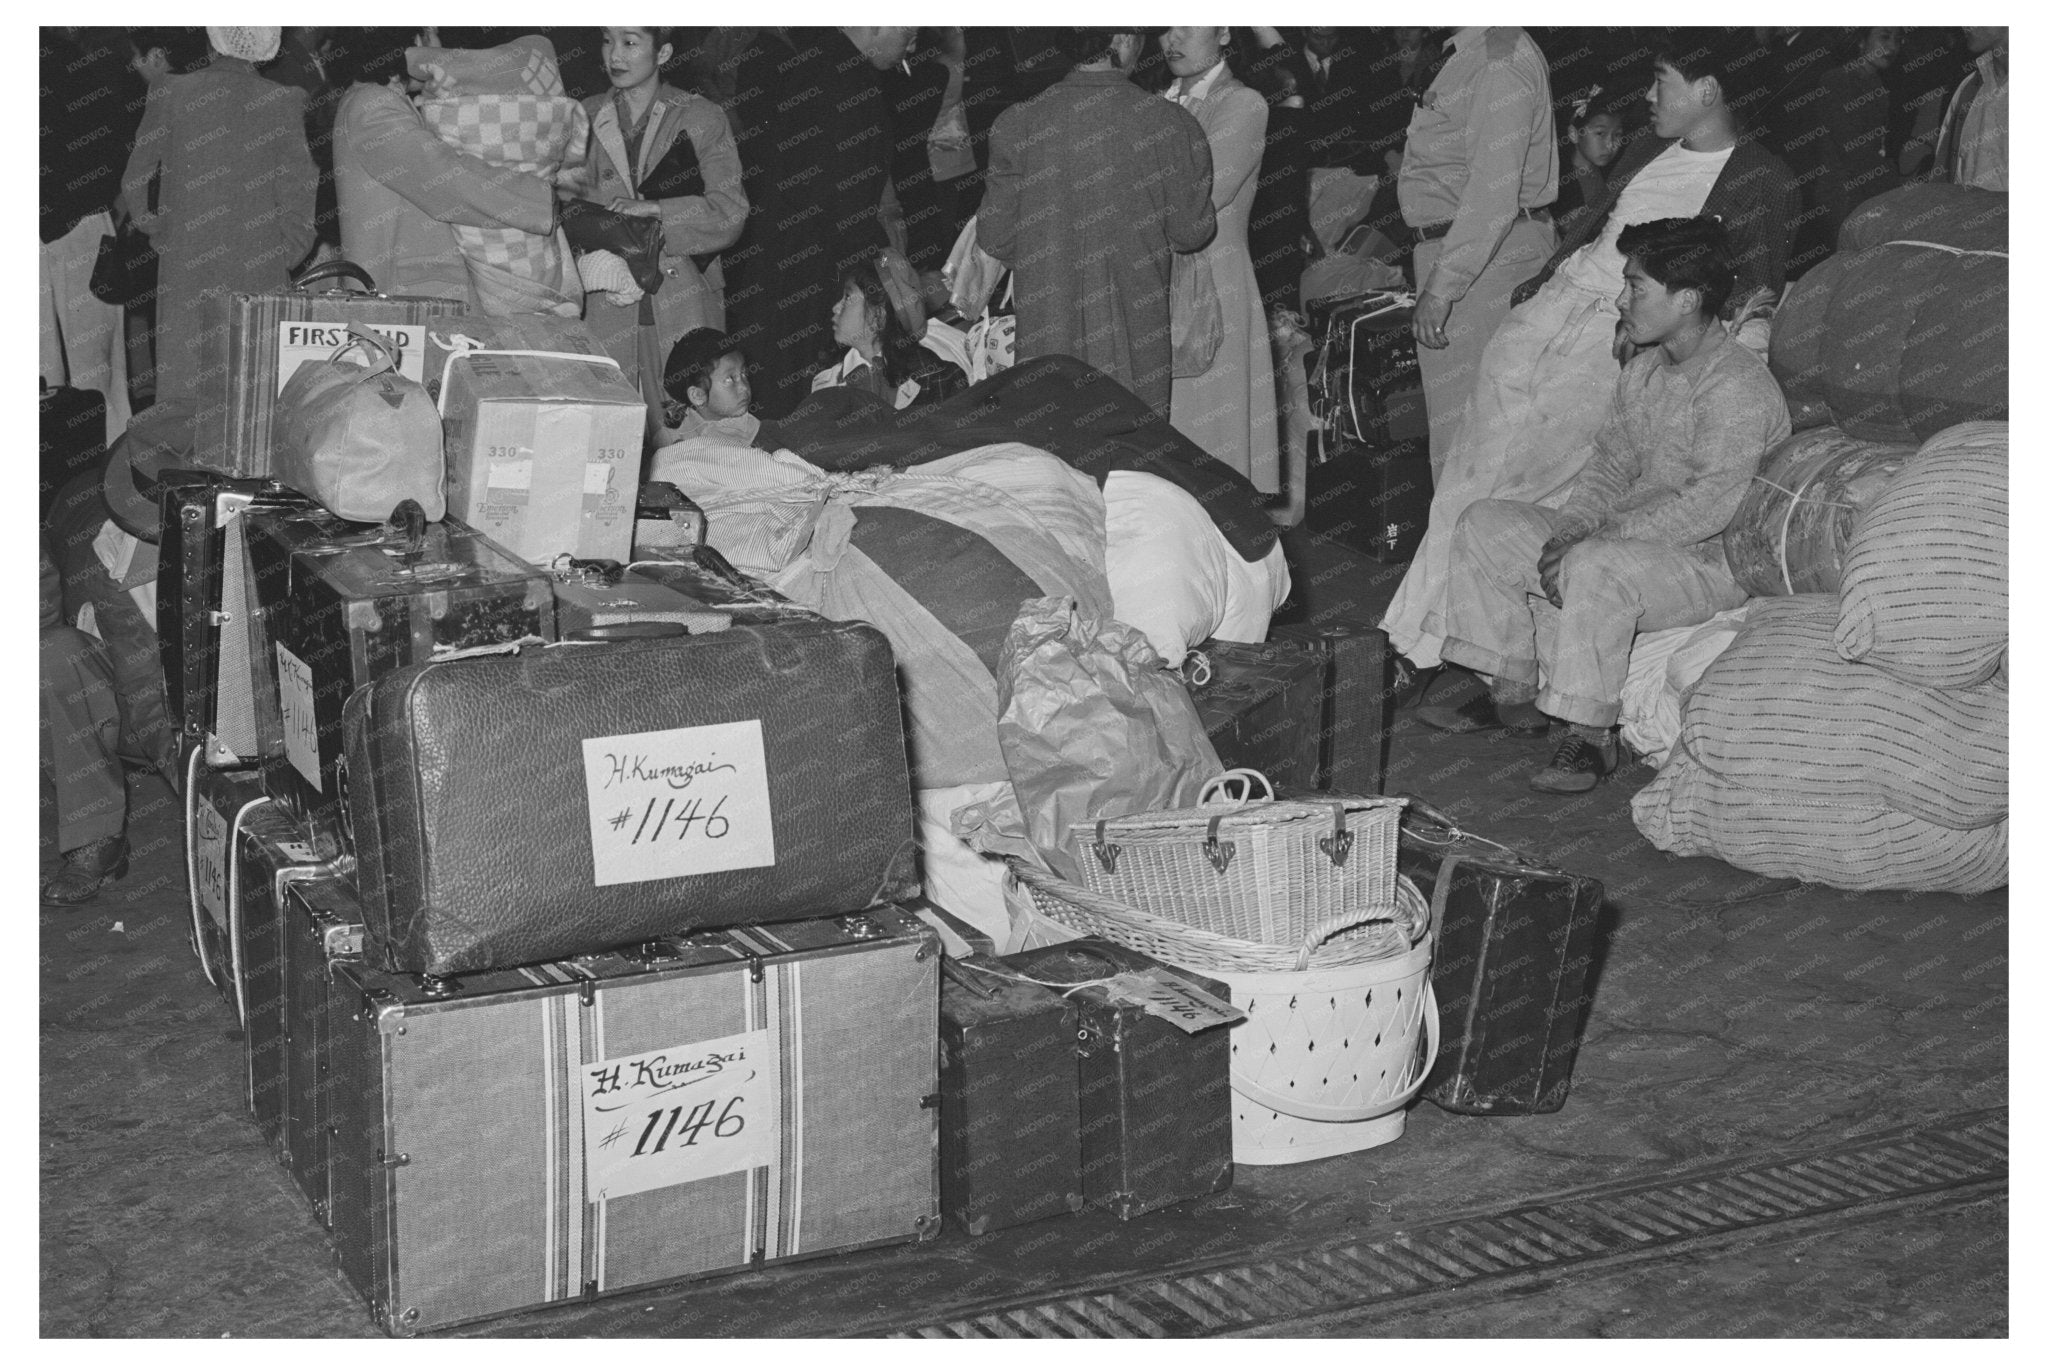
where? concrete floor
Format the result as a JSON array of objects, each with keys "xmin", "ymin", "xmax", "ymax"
[{"xmin": 39, "ymin": 531, "xmax": 2008, "ymax": 1337}]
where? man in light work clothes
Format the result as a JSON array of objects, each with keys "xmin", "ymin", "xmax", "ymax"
[{"xmin": 1399, "ymin": 26, "xmax": 1557, "ymax": 477}]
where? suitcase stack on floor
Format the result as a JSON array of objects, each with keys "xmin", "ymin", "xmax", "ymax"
[{"xmin": 164, "ymin": 287, "xmax": 958, "ymax": 1334}]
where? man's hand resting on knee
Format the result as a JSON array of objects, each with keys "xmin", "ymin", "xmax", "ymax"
[{"xmin": 1538, "ymin": 529, "xmax": 1591, "ymax": 608}]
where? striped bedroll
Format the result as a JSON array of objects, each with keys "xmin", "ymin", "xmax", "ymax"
[
  {"xmin": 1680, "ymin": 595, "xmax": 2006, "ymax": 830},
  {"xmin": 1631, "ymin": 750, "xmax": 2008, "ymax": 895},
  {"xmin": 1835, "ymin": 421, "xmax": 2008, "ymax": 689}
]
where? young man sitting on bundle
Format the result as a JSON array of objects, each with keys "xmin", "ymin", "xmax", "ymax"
[{"xmin": 1417, "ymin": 216, "xmax": 1788, "ymax": 793}]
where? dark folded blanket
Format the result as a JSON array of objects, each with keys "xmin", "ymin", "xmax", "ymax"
[{"xmin": 756, "ymin": 355, "xmax": 1279, "ymax": 564}]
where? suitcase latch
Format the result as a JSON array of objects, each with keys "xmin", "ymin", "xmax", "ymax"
[
  {"xmin": 837, "ymin": 914, "xmax": 880, "ymax": 940},
  {"xmin": 415, "ymin": 974, "xmax": 462, "ymax": 998},
  {"xmin": 743, "ymin": 950, "xmax": 765, "ymax": 984},
  {"xmin": 376, "ymin": 1150, "xmax": 410, "ymax": 1169}
]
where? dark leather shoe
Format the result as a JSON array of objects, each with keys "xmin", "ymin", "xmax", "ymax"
[
  {"xmin": 1415, "ymin": 692, "xmax": 1551, "ymax": 736},
  {"xmin": 41, "ymin": 835, "xmax": 130, "ymax": 908},
  {"xmin": 1390, "ymin": 659, "xmax": 1440, "ymax": 710},
  {"xmin": 1529, "ymin": 732, "xmax": 1620, "ymax": 794}
]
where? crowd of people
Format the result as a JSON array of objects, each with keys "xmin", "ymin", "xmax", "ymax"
[{"xmin": 38, "ymin": 25, "xmax": 2009, "ymax": 901}]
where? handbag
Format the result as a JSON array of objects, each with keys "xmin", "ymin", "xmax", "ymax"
[
  {"xmin": 1171, "ymin": 250, "xmax": 1223, "ymax": 378},
  {"xmin": 273, "ymin": 324, "xmax": 446, "ymax": 523},
  {"xmin": 559, "ymin": 198, "xmax": 666, "ymax": 295},
  {"xmin": 89, "ymin": 218, "xmax": 158, "ymax": 307}
]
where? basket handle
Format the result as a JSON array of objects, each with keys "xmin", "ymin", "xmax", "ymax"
[
  {"xmin": 1231, "ymin": 978, "xmax": 1439, "ymax": 1123},
  {"xmin": 1198, "ymin": 768, "xmax": 1273, "ymax": 808},
  {"xmin": 1292, "ymin": 889, "xmax": 1428, "ymax": 970}
]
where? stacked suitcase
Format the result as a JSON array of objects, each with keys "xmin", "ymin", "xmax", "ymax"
[
  {"xmin": 1303, "ymin": 289, "xmax": 1435, "ymax": 563},
  {"xmin": 164, "ymin": 294, "xmax": 970, "ymax": 1334}
]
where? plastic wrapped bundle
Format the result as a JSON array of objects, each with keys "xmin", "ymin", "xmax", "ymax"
[
  {"xmin": 1724, "ymin": 426, "xmax": 1918, "ymax": 597},
  {"xmin": 1835, "ymin": 420, "xmax": 2008, "ymax": 689}
]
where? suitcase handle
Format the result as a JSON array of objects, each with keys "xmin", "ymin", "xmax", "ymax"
[
  {"xmin": 291, "ymin": 259, "xmax": 377, "ymax": 294},
  {"xmin": 566, "ymin": 621, "xmax": 693, "ymax": 642}
]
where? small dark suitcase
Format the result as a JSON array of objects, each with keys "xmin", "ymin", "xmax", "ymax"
[
  {"xmin": 1004, "ymin": 939, "xmax": 1236, "ymax": 1219},
  {"xmin": 244, "ymin": 504, "xmax": 557, "ymax": 860},
  {"xmin": 157, "ymin": 474, "xmax": 314, "ymax": 770},
  {"xmin": 342, "ymin": 620, "xmax": 920, "ymax": 977},
  {"xmin": 547, "ymin": 559, "xmax": 732, "ymax": 637},
  {"xmin": 1306, "ymin": 289, "xmax": 1428, "ymax": 450},
  {"xmin": 39, "ymin": 384, "xmax": 105, "ymax": 520},
  {"xmin": 938, "ymin": 957, "xmax": 1085, "ymax": 1236},
  {"xmin": 1303, "ymin": 437, "xmax": 1434, "ymax": 564},
  {"xmin": 1183, "ymin": 637, "xmax": 1326, "ymax": 791},
  {"xmin": 1268, "ymin": 619, "xmax": 1392, "ymax": 796},
  {"xmin": 323, "ymin": 905, "xmax": 940, "ymax": 1336},
  {"xmin": 231, "ymin": 802, "xmax": 349, "ymax": 1150},
  {"xmin": 1398, "ymin": 799, "xmax": 1605, "ymax": 1115},
  {"xmin": 628, "ymin": 544, "xmax": 827, "ymax": 627},
  {"xmin": 279, "ymin": 875, "xmax": 364, "ymax": 1227}
]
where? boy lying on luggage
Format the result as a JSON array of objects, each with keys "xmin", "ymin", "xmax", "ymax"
[
  {"xmin": 407, "ymin": 34, "xmax": 587, "ymax": 317},
  {"xmin": 656, "ymin": 328, "xmax": 758, "ymax": 447},
  {"xmin": 1415, "ymin": 216, "xmax": 1788, "ymax": 793}
]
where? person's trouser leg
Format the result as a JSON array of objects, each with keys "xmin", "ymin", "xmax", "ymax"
[
  {"xmin": 1411, "ymin": 216, "xmax": 1556, "ymax": 479},
  {"xmin": 1533, "ymin": 539, "xmax": 1750, "ymax": 727},
  {"xmin": 1435, "ymin": 498, "xmax": 1564, "ymax": 690},
  {"xmin": 41, "ymin": 626, "xmax": 127, "ymax": 854}
]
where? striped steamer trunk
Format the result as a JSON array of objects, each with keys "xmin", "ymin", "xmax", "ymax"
[{"xmin": 318, "ymin": 904, "xmax": 940, "ymax": 1336}]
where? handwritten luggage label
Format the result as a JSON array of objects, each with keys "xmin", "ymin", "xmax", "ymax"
[
  {"xmin": 274, "ymin": 322, "xmax": 427, "ymax": 392},
  {"xmin": 1095, "ymin": 970, "xmax": 1246, "ymax": 1034},
  {"xmin": 582, "ymin": 1029, "xmax": 776, "ymax": 1201},
  {"xmin": 581, "ymin": 721, "xmax": 776, "ymax": 886},
  {"xmin": 194, "ymin": 798, "xmax": 231, "ymax": 929},
  {"xmin": 275, "ymin": 643, "xmax": 321, "ymax": 790}
]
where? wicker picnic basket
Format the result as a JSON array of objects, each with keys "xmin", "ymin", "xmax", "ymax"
[
  {"xmin": 1010, "ymin": 858, "xmax": 1429, "ymax": 974},
  {"xmin": 1073, "ymin": 770, "xmax": 1407, "ymax": 947}
]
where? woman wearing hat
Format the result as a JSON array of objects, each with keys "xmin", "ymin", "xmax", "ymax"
[
  {"xmin": 811, "ymin": 250, "xmax": 971, "ymax": 410},
  {"xmin": 120, "ymin": 27, "xmax": 318, "ymax": 409}
]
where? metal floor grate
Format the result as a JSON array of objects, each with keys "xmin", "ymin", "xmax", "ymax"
[{"xmin": 871, "ymin": 1107, "xmax": 2007, "ymax": 1339}]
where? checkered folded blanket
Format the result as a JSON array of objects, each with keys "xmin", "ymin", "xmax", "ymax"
[{"xmin": 410, "ymin": 36, "xmax": 587, "ymax": 316}]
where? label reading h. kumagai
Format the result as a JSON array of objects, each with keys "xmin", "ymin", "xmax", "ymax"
[
  {"xmin": 274, "ymin": 321, "xmax": 428, "ymax": 393},
  {"xmin": 580, "ymin": 721, "xmax": 775, "ymax": 887},
  {"xmin": 275, "ymin": 642, "xmax": 321, "ymax": 790},
  {"xmin": 582, "ymin": 1030, "xmax": 776, "ymax": 1201},
  {"xmin": 194, "ymin": 798, "xmax": 230, "ymax": 930}
]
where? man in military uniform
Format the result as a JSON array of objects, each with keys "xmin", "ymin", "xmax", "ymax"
[{"xmin": 1399, "ymin": 26, "xmax": 1557, "ymax": 476}]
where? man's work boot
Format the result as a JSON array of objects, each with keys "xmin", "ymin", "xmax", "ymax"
[
  {"xmin": 1529, "ymin": 730, "xmax": 1620, "ymax": 794},
  {"xmin": 41, "ymin": 835, "xmax": 130, "ymax": 908}
]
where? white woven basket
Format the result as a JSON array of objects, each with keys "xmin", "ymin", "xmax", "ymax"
[
  {"xmin": 1212, "ymin": 927, "xmax": 1438, "ymax": 1166},
  {"xmin": 1075, "ymin": 770, "xmax": 1407, "ymax": 946}
]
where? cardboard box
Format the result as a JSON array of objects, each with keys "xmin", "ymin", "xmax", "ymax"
[{"xmin": 433, "ymin": 316, "xmax": 646, "ymax": 563}]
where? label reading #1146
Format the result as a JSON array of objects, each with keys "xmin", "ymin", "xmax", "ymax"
[{"xmin": 580, "ymin": 720, "xmax": 776, "ymax": 886}]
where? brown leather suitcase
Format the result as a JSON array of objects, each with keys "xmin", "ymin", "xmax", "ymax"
[
  {"xmin": 1004, "ymin": 939, "xmax": 1236, "ymax": 1219},
  {"xmin": 342, "ymin": 621, "xmax": 920, "ymax": 976},
  {"xmin": 1398, "ymin": 799, "xmax": 1605, "ymax": 1115},
  {"xmin": 938, "ymin": 957, "xmax": 1085, "ymax": 1235}
]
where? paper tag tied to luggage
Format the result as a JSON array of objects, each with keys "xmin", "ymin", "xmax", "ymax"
[
  {"xmin": 194, "ymin": 799, "xmax": 231, "ymax": 930},
  {"xmin": 1094, "ymin": 970, "xmax": 1246, "ymax": 1034},
  {"xmin": 581, "ymin": 721, "xmax": 776, "ymax": 886},
  {"xmin": 275, "ymin": 642, "xmax": 321, "ymax": 790},
  {"xmin": 581, "ymin": 1029, "xmax": 777, "ymax": 1201}
]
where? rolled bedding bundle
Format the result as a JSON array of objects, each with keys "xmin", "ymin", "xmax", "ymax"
[
  {"xmin": 1723, "ymin": 426, "xmax": 1919, "ymax": 598},
  {"xmin": 1834, "ymin": 420, "xmax": 2007, "ymax": 689}
]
